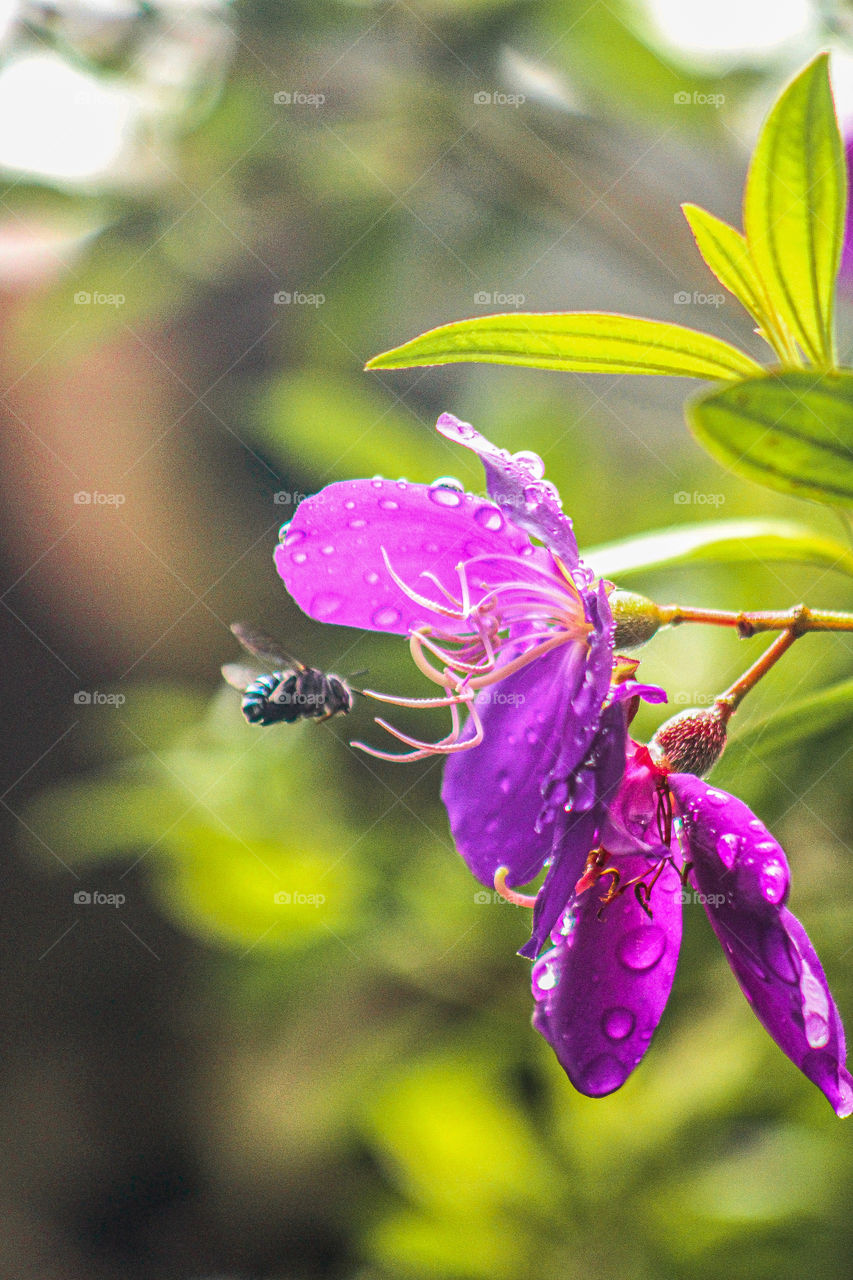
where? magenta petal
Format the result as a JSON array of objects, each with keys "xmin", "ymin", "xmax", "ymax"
[
  {"xmin": 441, "ymin": 642, "xmax": 586, "ymax": 890},
  {"xmin": 671, "ymin": 773, "xmax": 853, "ymax": 1117},
  {"xmin": 532, "ymin": 854, "xmax": 682, "ymax": 1096},
  {"xmin": 435, "ymin": 413, "xmax": 581, "ymax": 573},
  {"xmin": 275, "ymin": 477, "xmax": 546, "ymax": 635}
]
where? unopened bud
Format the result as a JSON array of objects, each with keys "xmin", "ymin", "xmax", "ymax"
[
  {"xmin": 650, "ymin": 703, "xmax": 730, "ymax": 777},
  {"xmin": 610, "ymin": 590, "xmax": 665, "ymax": 650}
]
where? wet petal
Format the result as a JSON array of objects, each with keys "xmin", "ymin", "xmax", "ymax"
[
  {"xmin": 441, "ymin": 642, "xmax": 587, "ymax": 889},
  {"xmin": 671, "ymin": 773, "xmax": 853, "ymax": 1117},
  {"xmin": 275, "ymin": 477, "xmax": 547, "ymax": 635},
  {"xmin": 436, "ymin": 413, "xmax": 582, "ymax": 574},
  {"xmin": 519, "ymin": 698, "xmax": 628, "ymax": 960},
  {"xmin": 532, "ymin": 854, "xmax": 682, "ymax": 1096}
]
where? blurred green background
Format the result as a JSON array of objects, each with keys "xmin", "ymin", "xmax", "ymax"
[{"xmin": 3, "ymin": 1, "xmax": 853, "ymax": 1277}]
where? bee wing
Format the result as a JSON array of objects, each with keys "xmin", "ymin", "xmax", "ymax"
[
  {"xmin": 229, "ymin": 621, "xmax": 304, "ymax": 670},
  {"xmin": 221, "ymin": 663, "xmax": 261, "ymax": 692}
]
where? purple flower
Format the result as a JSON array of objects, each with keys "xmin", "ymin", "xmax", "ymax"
[
  {"xmin": 532, "ymin": 739, "xmax": 853, "ymax": 1115},
  {"xmin": 275, "ymin": 413, "xmax": 635, "ymax": 954}
]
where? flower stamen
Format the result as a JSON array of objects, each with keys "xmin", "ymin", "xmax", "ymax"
[{"xmin": 494, "ymin": 865, "xmax": 538, "ymax": 908}]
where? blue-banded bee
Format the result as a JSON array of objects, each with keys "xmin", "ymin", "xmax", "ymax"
[{"xmin": 222, "ymin": 622, "xmax": 354, "ymax": 726}]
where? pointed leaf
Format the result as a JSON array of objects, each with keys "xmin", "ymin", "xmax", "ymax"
[
  {"xmin": 366, "ymin": 313, "xmax": 763, "ymax": 381},
  {"xmin": 688, "ymin": 371, "xmax": 853, "ymax": 506},
  {"xmin": 681, "ymin": 203, "xmax": 790, "ymax": 358},
  {"xmin": 585, "ymin": 518, "xmax": 853, "ymax": 581},
  {"xmin": 743, "ymin": 54, "xmax": 845, "ymax": 368}
]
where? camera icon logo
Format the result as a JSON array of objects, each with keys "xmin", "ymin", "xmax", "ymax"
[
  {"xmin": 74, "ymin": 291, "xmax": 92, "ymax": 304},
  {"xmin": 273, "ymin": 91, "xmax": 292, "ymax": 104},
  {"xmin": 473, "ymin": 890, "xmax": 492, "ymax": 904},
  {"xmin": 73, "ymin": 691, "xmax": 92, "ymax": 705},
  {"xmin": 274, "ymin": 891, "xmax": 292, "ymax": 904},
  {"xmin": 673, "ymin": 491, "xmax": 691, "ymax": 505},
  {"xmin": 74, "ymin": 890, "xmax": 92, "ymax": 904},
  {"xmin": 73, "ymin": 491, "xmax": 91, "ymax": 504},
  {"xmin": 473, "ymin": 291, "xmax": 491, "ymax": 304},
  {"xmin": 673, "ymin": 91, "xmax": 691, "ymax": 105},
  {"xmin": 473, "ymin": 91, "xmax": 491, "ymax": 104},
  {"xmin": 274, "ymin": 291, "xmax": 291, "ymax": 304},
  {"xmin": 673, "ymin": 290, "xmax": 691, "ymax": 304}
]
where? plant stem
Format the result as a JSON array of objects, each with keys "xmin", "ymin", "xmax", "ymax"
[
  {"xmin": 658, "ymin": 602, "xmax": 853, "ymax": 638},
  {"xmin": 714, "ymin": 629, "xmax": 801, "ymax": 719}
]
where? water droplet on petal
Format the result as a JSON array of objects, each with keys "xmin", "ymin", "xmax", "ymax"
[
  {"xmin": 348, "ymin": 518, "xmax": 367, "ymax": 530},
  {"xmin": 278, "ymin": 521, "xmax": 292, "ymax": 542},
  {"xmin": 715, "ymin": 833, "xmax": 741, "ymax": 869},
  {"xmin": 372, "ymin": 605, "xmax": 401, "ymax": 629},
  {"xmin": 617, "ymin": 925, "xmax": 667, "ymax": 972},
  {"xmin": 379, "ymin": 498, "xmax": 399, "ymax": 511},
  {"xmin": 422, "ymin": 541, "xmax": 439, "ymax": 555},
  {"xmin": 282, "ymin": 529, "xmax": 306, "ymax": 548},
  {"xmin": 396, "ymin": 479, "xmax": 408, "ymax": 489},
  {"xmin": 344, "ymin": 500, "xmax": 356, "ymax": 510},
  {"xmin": 371, "ymin": 477, "xmax": 384, "ymax": 488},
  {"xmin": 291, "ymin": 551, "xmax": 308, "ymax": 565},
  {"xmin": 511, "ymin": 450, "xmax": 546, "ymax": 480},
  {"xmin": 704, "ymin": 788, "xmax": 729, "ymax": 807},
  {"xmin": 748, "ymin": 818, "xmax": 766, "ymax": 833},
  {"xmin": 429, "ymin": 484, "xmax": 463, "ymax": 507},
  {"xmin": 525, "ymin": 729, "xmax": 538, "ymax": 746},
  {"xmin": 431, "ymin": 475, "xmax": 464, "ymax": 490},
  {"xmin": 363, "ymin": 570, "xmax": 380, "ymax": 586},
  {"xmin": 801, "ymin": 967, "xmax": 831, "ymax": 1048},
  {"xmin": 311, "ymin": 592, "xmax": 343, "ymax": 619},
  {"xmin": 602, "ymin": 1007, "xmax": 635, "ymax": 1041},
  {"xmin": 320, "ymin": 545, "xmax": 335, "ymax": 556},
  {"xmin": 532, "ymin": 956, "xmax": 560, "ymax": 993},
  {"xmin": 759, "ymin": 856, "xmax": 787, "ymax": 903},
  {"xmin": 579, "ymin": 1053, "xmax": 625, "ymax": 1095},
  {"xmin": 497, "ymin": 770, "xmax": 512, "ymax": 795},
  {"xmin": 523, "ymin": 484, "xmax": 542, "ymax": 507},
  {"xmin": 474, "ymin": 505, "xmax": 504, "ymax": 532}
]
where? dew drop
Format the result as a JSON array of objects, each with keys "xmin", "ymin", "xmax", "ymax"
[
  {"xmin": 748, "ymin": 818, "xmax": 766, "ymax": 833},
  {"xmin": 759, "ymin": 856, "xmax": 787, "ymax": 904},
  {"xmin": 474, "ymin": 505, "xmax": 505, "ymax": 532},
  {"xmin": 801, "ymin": 968, "xmax": 831, "ymax": 1048},
  {"xmin": 511, "ymin": 450, "xmax": 546, "ymax": 480},
  {"xmin": 278, "ymin": 522, "xmax": 295, "ymax": 543},
  {"xmin": 311, "ymin": 592, "xmax": 343, "ymax": 619},
  {"xmin": 715, "ymin": 832, "xmax": 741, "ymax": 869},
  {"xmin": 704, "ymin": 788, "xmax": 729, "ymax": 807},
  {"xmin": 372, "ymin": 605, "xmax": 401, "ymax": 629},
  {"xmin": 396, "ymin": 478, "xmax": 408, "ymax": 489},
  {"xmin": 497, "ymin": 770, "xmax": 512, "ymax": 795},
  {"xmin": 282, "ymin": 530, "xmax": 306, "ymax": 549},
  {"xmin": 291, "ymin": 551, "xmax": 308, "ymax": 565},
  {"xmin": 523, "ymin": 483, "xmax": 542, "ymax": 506},
  {"xmin": 379, "ymin": 498, "xmax": 399, "ymax": 511},
  {"xmin": 579, "ymin": 1053, "xmax": 625, "ymax": 1095},
  {"xmin": 617, "ymin": 925, "xmax": 667, "ymax": 972},
  {"xmin": 532, "ymin": 957, "xmax": 560, "ymax": 993},
  {"xmin": 525, "ymin": 729, "xmax": 539, "ymax": 746},
  {"xmin": 344, "ymin": 500, "xmax": 356, "ymax": 510},
  {"xmin": 805, "ymin": 1010, "xmax": 830, "ymax": 1049},
  {"xmin": 320, "ymin": 544, "xmax": 335, "ymax": 556},
  {"xmin": 371, "ymin": 477, "xmax": 384, "ymax": 489},
  {"xmin": 602, "ymin": 1007, "xmax": 636, "ymax": 1041},
  {"xmin": 363, "ymin": 570, "xmax": 380, "ymax": 586},
  {"xmin": 348, "ymin": 518, "xmax": 367, "ymax": 529},
  {"xmin": 429, "ymin": 484, "xmax": 463, "ymax": 508},
  {"xmin": 431, "ymin": 475, "xmax": 464, "ymax": 491}
]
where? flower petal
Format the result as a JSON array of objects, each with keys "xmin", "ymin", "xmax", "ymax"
[
  {"xmin": 671, "ymin": 773, "xmax": 853, "ymax": 1117},
  {"xmin": 275, "ymin": 477, "xmax": 546, "ymax": 635},
  {"xmin": 435, "ymin": 413, "xmax": 582, "ymax": 574},
  {"xmin": 519, "ymin": 697, "xmax": 627, "ymax": 960},
  {"xmin": 440, "ymin": 641, "xmax": 587, "ymax": 889},
  {"xmin": 532, "ymin": 854, "xmax": 682, "ymax": 1096}
]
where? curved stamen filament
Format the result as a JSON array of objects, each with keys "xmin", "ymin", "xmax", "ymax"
[
  {"xmin": 494, "ymin": 866, "xmax": 538, "ymax": 908},
  {"xmin": 353, "ymin": 691, "xmax": 484, "ymax": 762}
]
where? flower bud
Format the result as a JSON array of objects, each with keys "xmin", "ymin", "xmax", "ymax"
[
  {"xmin": 610, "ymin": 590, "xmax": 665, "ymax": 650},
  {"xmin": 650, "ymin": 704, "xmax": 729, "ymax": 777}
]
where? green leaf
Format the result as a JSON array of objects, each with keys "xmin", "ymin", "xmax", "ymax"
[
  {"xmin": 688, "ymin": 371, "xmax": 853, "ymax": 506},
  {"xmin": 585, "ymin": 518, "xmax": 853, "ymax": 581},
  {"xmin": 713, "ymin": 677, "xmax": 853, "ymax": 785},
  {"xmin": 743, "ymin": 54, "xmax": 845, "ymax": 368},
  {"xmin": 681, "ymin": 203, "xmax": 791, "ymax": 359},
  {"xmin": 366, "ymin": 313, "xmax": 763, "ymax": 381}
]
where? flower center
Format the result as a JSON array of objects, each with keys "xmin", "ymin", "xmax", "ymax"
[{"xmin": 353, "ymin": 550, "xmax": 592, "ymax": 761}]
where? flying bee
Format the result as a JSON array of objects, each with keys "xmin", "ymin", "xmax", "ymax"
[{"xmin": 222, "ymin": 622, "xmax": 355, "ymax": 726}]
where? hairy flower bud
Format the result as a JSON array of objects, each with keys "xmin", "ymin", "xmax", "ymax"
[
  {"xmin": 650, "ymin": 704, "xmax": 730, "ymax": 777},
  {"xmin": 610, "ymin": 590, "xmax": 665, "ymax": 650}
]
